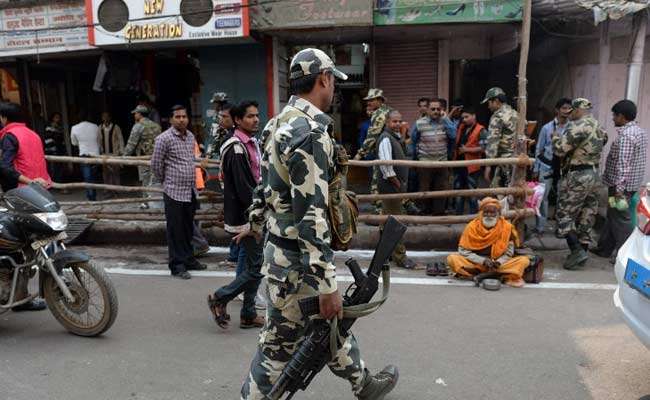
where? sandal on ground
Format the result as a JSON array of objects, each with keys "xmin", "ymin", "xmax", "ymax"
[
  {"xmin": 207, "ymin": 294, "xmax": 230, "ymax": 329},
  {"xmin": 426, "ymin": 263, "xmax": 438, "ymax": 276},
  {"xmin": 435, "ymin": 262, "xmax": 449, "ymax": 276}
]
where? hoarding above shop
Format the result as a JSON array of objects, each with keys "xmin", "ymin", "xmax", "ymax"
[
  {"xmin": 250, "ymin": 0, "xmax": 373, "ymax": 30},
  {"xmin": 0, "ymin": 2, "xmax": 93, "ymax": 57},
  {"xmin": 88, "ymin": 0, "xmax": 249, "ymax": 46},
  {"xmin": 374, "ymin": 0, "xmax": 524, "ymax": 25}
]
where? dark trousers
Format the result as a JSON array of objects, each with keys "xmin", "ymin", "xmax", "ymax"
[
  {"xmin": 80, "ymin": 164, "xmax": 97, "ymax": 201},
  {"xmin": 163, "ymin": 192, "xmax": 198, "ymax": 274},
  {"xmin": 597, "ymin": 189, "xmax": 634, "ymax": 256},
  {"xmin": 418, "ymin": 167, "xmax": 449, "ymax": 215},
  {"xmin": 453, "ymin": 169, "xmax": 481, "ymax": 215},
  {"xmin": 215, "ymin": 235, "xmax": 263, "ymax": 320}
]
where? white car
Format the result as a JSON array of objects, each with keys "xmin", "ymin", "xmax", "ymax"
[{"xmin": 614, "ymin": 183, "xmax": 650, "ymax": 349}]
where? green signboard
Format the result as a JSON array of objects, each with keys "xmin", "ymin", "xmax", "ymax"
[{"xmin": 374, "ymin": 0, "xmax": 524, "ymax": 25}]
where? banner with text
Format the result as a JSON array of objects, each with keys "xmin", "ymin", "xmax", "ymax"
[
  {"xmin": 374, "ymin": 0, "xmax": 524, "ymax": 25},
  {"xmin": 0, "ymin": 3, "xmax": 92, "ymax": 57},
  {"xmin": 89, "ymin": 0, "xmax": 249, "ymax": 46},
  {"xmin": 250, "ymin": 0, "xmax": 373, "ymax": 30}
]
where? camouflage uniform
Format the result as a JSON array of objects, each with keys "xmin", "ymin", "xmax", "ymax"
[
  {"xmin": 553, "ymin": 99, "xmax": 607, "ymax": 245},
  {"xmin": 123, "ymin": 116, "xmax": 162, "ymax": 195},
  {"xmin": 241, "ymin": 49, "xmax": 368, "ymax": 399},
  {"xmin": 486, "ymin": 103, "xmax": 518, "ymax": 187}
]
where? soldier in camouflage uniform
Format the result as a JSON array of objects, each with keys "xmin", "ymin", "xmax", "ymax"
[
  {"xmin": 552, "ymin": 98, "xmax": 607, "ymax": 270},
  {"xmin": 204, "ymin": 92, "xmax": 232, "ymax": 159},
  {"xmin": 122, "ymin": 105, "xmax": 162, "ymax": 207},
  {"xmin": 482, "ymin": 87, "xmax": 519, "ymax": 187},
  {"xmin": 238, "ymin": 48, "xmax": 398, "ymax": 400}
]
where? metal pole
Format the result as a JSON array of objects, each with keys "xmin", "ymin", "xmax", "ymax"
[{"xmin": 626, "ymin": 12, "xmax": 647, "ymax": 103}]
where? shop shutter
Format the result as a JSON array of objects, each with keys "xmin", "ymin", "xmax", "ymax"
[{"xmin": 374, "ymin": 41, "xmax": 439, "ymax": 126}]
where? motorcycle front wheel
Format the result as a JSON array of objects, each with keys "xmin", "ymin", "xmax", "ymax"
[{"xmin": 43, "ymin": 261, "xmax": 118, "ymax": 337}]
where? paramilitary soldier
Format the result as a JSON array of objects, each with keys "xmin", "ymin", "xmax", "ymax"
[
  {"xmin": 552, "ymin": 98, "xmax": 607, "ymax": 270},
  {"xmin": 122, "ymin": 105, "xmax": 162, "ymax": 207},
  {"xmin": 204, "ymin": 92, "xmax": 231, "ymax": 159},
  {"xmin": 236, "ymin": 48, "xmax": 399, "ymax": 400},
  {"xmin": 482, "ymin": 87, "xmax": 519, "ymax": 187}
]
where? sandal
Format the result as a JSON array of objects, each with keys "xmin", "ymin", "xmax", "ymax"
[
  {"xmin": 207, "ymin": 294, "xmax": 230, "ymax": 329},
  {"xmin": 435, "ymin": 262, "xmax": 449, "ymax": 276},
  {"xmin": 426, "ymin": 263, "xmax": 438, "ymax": 276}
]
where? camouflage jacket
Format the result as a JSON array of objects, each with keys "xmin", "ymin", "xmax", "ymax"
[
  {"xmin": 123, "ymin": 118, "xmax": 162, "ymax": 156},
  {"xmin": 486, "ymin": 104, "xmax": 518, "ymax": 158},
  {"xmin": 356, "ymin": 103, "xmax": 391, "ymax": 159},
  {"xmin": 552, "ymin": 114, "xmax": 607, "ymax": 168},
  {"xmin": 248, "ymin": 95, "xmax": 338, "ymax": 294},
  {"xmin": 204, "ymin": 115, "xmax": 232, "ymax": 159}
]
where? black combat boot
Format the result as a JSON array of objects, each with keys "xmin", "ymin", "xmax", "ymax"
[{"xmin": 357, "ymin": 365, "xmax": 399, "ymax": 400}]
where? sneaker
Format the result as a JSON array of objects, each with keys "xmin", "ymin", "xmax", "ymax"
[{"xmin": 171, "ymin": 271, "xmax": 192, "ymax": 280}]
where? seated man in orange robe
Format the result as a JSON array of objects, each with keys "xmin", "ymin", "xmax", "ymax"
[{"xmin": 447, "ymin": 197, "xmax": 529, "ymax": 287}]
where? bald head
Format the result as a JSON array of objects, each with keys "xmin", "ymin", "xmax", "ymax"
[{"xmin": 386, "ymin": 110, "xmax": 403, "ymax": 133}]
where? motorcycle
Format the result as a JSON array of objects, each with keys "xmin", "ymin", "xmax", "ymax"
[{"xmin": 0, "ymin": 184, "xmax": 118, "ymax": 336}]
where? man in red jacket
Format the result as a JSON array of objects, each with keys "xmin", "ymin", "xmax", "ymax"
[{"xmin": 0, "ymin": 101, "xmax": 50, "ymax": 311}]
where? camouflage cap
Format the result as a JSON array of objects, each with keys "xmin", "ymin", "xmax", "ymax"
[
  {"xmin": 210, "ymin": 92, "xmax": 228, "ymax": 103},
  {"xmin": 363, "ymin": 88, "xmax": 386, "ymax": 101},
  {"xmin": 572, "ymin": 98, "xmax": 592, "ymax": 110},
  {"xmin": 289, "ymin": 48, "xmax": 348, "ymax": 81},
  {"xmin": 481, "ymin": 87, "xmax": 506, "ymax": 104},
  {"xmin": 131, "ymin": 105, "xmax": 149, "ymax": 114}
]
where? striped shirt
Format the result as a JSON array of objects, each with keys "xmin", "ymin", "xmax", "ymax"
[
  {"xmin": 602, "ymin": 121, "xmax": 647, "ymax": 193},
  {"xmin": 151, "ymin": 127, "xmax": 197, "ymax": 202}
]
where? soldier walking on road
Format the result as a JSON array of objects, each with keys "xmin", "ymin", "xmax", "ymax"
[
  {"xmin": 552, "ymin": 98, "xmax": 607, "ymax": 270},
  {"xmin": 122, "ymin": 105, "xmax": 162, "ymax": 209},
  {"xmin": 482, "ymin": 87, "xmax": 519, "ymax": 187},
  {"xmin": 237, "ymin": 48, "xmax": 399, "ymax": 400}
]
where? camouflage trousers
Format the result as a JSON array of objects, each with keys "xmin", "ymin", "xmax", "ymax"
[
  {"xmin": 490, "ymin": 165, "xmax": 512, "ymax": 188},
  {"xmin": 241, "ymin": 241, "xmax": 366, "ymax": 399},
  {"xmin": 555, "ymin": 169, "xmax": 600, "ymax": 244}
]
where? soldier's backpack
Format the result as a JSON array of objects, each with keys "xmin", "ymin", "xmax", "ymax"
[{"xmin": 268, "ymin": 111, "xmax": 358, "ymax": 251}]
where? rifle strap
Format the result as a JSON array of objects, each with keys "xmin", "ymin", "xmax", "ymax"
[{"xmin": 326, "ymin": 268, "xmax": 391, "ymax": 359}]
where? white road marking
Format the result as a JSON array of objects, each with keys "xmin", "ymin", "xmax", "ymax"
[
  {"xmin": 104, "ymin": 267, "xmax": 618, "ymax": 291},
  {"xmin": 207, "ymin": 246, "xmax": 450, "ymax": 259}
]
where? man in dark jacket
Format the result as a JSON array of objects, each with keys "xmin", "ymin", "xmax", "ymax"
[{"xmin": 207, "ymin": 101, "xmax": 265, "ymax": 330}]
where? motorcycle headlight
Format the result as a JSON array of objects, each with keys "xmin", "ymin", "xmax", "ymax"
[{"xmin": 34, "ymin": 210, "xmax": 68, "ymax": 231}]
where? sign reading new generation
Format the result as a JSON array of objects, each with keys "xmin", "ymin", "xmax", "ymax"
[{"xmin": 88, "ymin": 0, "xmax": 249, "ymax": 46}]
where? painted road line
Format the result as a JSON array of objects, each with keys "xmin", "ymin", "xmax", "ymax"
[
  {"xmin": 207, "ymin": 246, "xmax": 450, "ymax": 259},
  {"xmin": 104, "ymin": 268, "xmax": 617, "ymax": 291}
]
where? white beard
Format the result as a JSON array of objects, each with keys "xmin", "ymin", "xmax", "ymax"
[{"xmin": 482, "ymin": 216, "xmax": 498, "ymax": 228}]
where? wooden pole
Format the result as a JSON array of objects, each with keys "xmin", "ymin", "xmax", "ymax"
[
  {"xmin": 52, "ymin": 182, "xmax": 163, "ymax": 193},
  {"xmin": 349, "ymin": 157, "xmax": 533, "ymax": 169},
  {"xmin": 357, "ymin": 187, "xmax": 533, "ymax": 202},
  {"xmin": 45, "ymin": 155, "xmax": 220, "ymax": 168},
  {"xmin": 85, "ymin": 214, "xmax": 223, "ymax": 222},
  {"xmin": 359, "ymin": 209, "xmax": 535, "ymax": 225},
  {"xmin": 66, "ymin": 208, "xmax": 222, "ymax": 216},
  {"xmin": 59, "ymin": 196, "xmax": 221, "ymax": 207}
]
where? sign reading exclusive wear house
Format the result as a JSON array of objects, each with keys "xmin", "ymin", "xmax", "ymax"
[
  {"xmin": 0, "ymin": 3, "xmax": 92, "ymax": 57},
  {"xmin": 374, "ymin": 0, "xmax": 524, "ymax": 25},
  {"xmin": 250, "ymin": 0, "xmax": 372, "ymax": 30},
  {"xmin": 88, "ymin": 0, "xmax": 249, "ymax": 46}
]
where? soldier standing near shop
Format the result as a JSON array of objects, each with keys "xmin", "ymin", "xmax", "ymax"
[
  {"xmin": 204, "ymin": 92, "xmax": 230, "ymax": 158},
  {"xmin": 482, "ymin": 87, "xmax": 518, "ymax": 187},
  {"xmin": 122, "ymin": 105, "xmax": 162, "ymax": 209},
  {"xmin": 552, "ymin": 98, "xmax": 607, "ymax": 270},
  {"xmin": 238, "ymin": 48, "xmax": 399, "ymax": 400}
]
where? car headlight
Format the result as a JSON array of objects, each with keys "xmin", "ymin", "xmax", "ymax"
[{"xmin": 34, "ymin": 210, "xmax": 68, "ymax": 231}]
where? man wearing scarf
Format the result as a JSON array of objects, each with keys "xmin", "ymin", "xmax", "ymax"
[{"xmin": 447, "ymin": 197, "xmax": 529, "ymax": 287}]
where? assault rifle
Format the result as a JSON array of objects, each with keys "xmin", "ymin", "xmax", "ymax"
[{"xmin": 268, "ymin": 216, "xmax": 407, "ymax": 400}]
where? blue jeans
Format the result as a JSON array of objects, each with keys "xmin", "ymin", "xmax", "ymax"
[
  {"xmin": 453, "ymin": 169, "xmax": 480, "ymax": 215},
  {"xmin": 229, "ymin": 241, "xmax": 240, "ymax": 263},
  {"xmin": 215, "ymin": 236, "xmax": 263, "ymax": 320},
  {"xmin": 80, "ymin": 164, "xmax": 97, "ymax": 201}
]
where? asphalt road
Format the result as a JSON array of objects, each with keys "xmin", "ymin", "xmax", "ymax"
[{"xmin": 1, "ymin": 247, "xmax": 650, "ymax": 400}]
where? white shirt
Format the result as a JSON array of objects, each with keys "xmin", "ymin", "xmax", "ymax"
[
  {"xmin": 71, "ymin": 121, "xmax": 101, "ymax": 156},
  {"xmin": 378, "ymin": 134, "xmax": 397, "ymax": 179}
]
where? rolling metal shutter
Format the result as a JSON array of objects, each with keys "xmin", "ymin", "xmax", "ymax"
[{"xmin": 374, "ymin": 41, "xmax": 439, "ymax": 126}]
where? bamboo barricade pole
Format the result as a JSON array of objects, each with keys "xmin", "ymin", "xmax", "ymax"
[
  {"xmin": 359, "ymin": 209, "xmax": 535, "ymax": 225},
  {"xmin": 59, "ymin": 196, "xmax": 222, "ymax": 207},
  {"xmin": 84, "ymin": 214, "xmax": 223, "ymax": 222},
  {"xmin": 51, "ymin": 182, "xmax": 220, "ymax": 197},
  {"xmin": 45, "ymin": 155, "xmax": 220, "ymax": 168},
  {"xmin": 348, "ymin": 157, "xmax": 534, "ymax": 169},
  {"xmin": 66, "ymin": 208, "xmax": 222, "ymax": 216},
  {"xmin": 358, "ymin": 187, "xmax": 533, "ymax": 202}
]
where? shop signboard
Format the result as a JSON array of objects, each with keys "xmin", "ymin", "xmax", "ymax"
[
  {"xmin": 0, "ymin": 2, "xmax": 92, "ymax": 57},
  {"xmin": 374, "ymin": 0, "xmax": 524, "ymax": 25},
  {"xmin": 250, "ymin": 0, "xmax": 373, "ymax": 30},
  {"xmin": 88, "ymin": 0, "xmax": 249, "ymax": 46}
]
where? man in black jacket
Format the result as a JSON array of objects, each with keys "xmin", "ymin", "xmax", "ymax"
[{"xmin": 207, "ymin": 101, "xmax": 265, "ymax": 330}]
